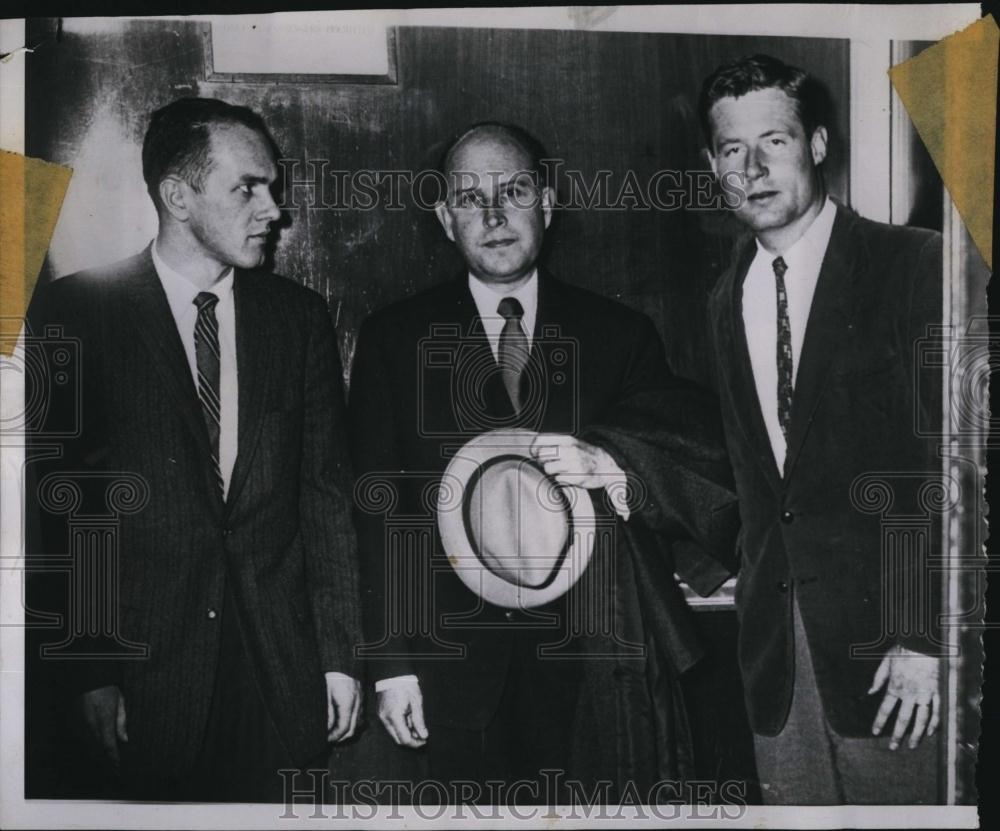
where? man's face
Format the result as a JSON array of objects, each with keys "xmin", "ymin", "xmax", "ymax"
[
  {"xmin": 708, "ymin": 87, "xmax": 827, "ymax": 250},
  {"xmin": 435, "ymin": 132, "xmax": 553, "ymax": 286},
  {"xmin": 182, "ymin": 123, "xmax": 281, "ymax": 270}
]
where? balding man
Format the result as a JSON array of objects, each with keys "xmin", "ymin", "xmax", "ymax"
[{"xmin": 348, "ymin": 122, "xmax": 737, "ymax": 800}]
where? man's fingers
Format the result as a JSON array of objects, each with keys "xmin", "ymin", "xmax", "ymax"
[
  {"xmin": 867, "ymin": 655, "xmax": 891, "ymax": 695},
  {"xmin": 346, "ymin": 689, "xmax": 362, "ymax": 738},
  {"xmin": 329, "ymin": 691, "xmax": 355, "ymax": 742},
  {"xmin": 390, "ymin": 711, "xmax": 424, "ymax": 748},
  {"xmin": 530, "ymin": 434, "xmax": 573, "ymax": 455},
  {"xmin": 908, "ymin": 702, "xmax": 931, "ymax": 749},
  {"xmin": 116, "ymin": 695, "xmax": 128, "ymax": 743},
  {"xmin": 870, "ymin": 692, "xmax": 898, "ymax": 736},
  {"xmin": 409, "ymin": 699, "xmax": 429, "ymax": 741},
  {"xmin": 98, "ymin": 717, "xmax": 120, "ymax": 765},
  {"xmin": 889, "ymin": 698, "xmax": 915, "ymax": 750},
  {"xmin": 79, "ymin": 687, "xmax": 122, "ymax": 765},
  {"xmin": 927, "ymin": 693, "xmax": 941, "ymax": 737},
  {"xmin": 379, "ymin": 711, "xmax": 403, "ymax": 746}
]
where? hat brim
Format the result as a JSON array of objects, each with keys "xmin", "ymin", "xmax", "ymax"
[{"xmin": 437, "ymin": 429, "xmax": 596, "ymax": 609}]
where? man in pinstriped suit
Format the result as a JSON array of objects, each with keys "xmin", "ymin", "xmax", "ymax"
[{"xmin": 27, "ymin": 98, "xmax": 362, "ymax": 801}]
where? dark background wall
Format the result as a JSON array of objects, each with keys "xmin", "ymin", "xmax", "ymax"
[
  {"xmin": 26, "ymin": 18, "xmax": 850, "ymax": 387},
  {"xmin": 24, "ymin": 18, "xmax": 851, "ymax": 799}
]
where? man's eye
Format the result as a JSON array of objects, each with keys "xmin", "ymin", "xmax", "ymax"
[
  {"xmin": 770, "ymin": 138, "xmax": 786, "ymax": 146},
  {"xmin": 723, "ymin": 146, "xmax": 742, "ymax": 158},
  {"xmin": 238, "ymin": 184, "xmax": 253, "ymax": 195}
]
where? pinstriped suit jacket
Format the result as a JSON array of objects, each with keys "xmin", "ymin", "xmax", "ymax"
[{"xmin": 28, "ymin": 245, "xmax": 362, "ymax": 774}]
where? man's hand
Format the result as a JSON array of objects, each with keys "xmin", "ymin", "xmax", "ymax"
[
  {"xmin": 325, "ymin": 672, "xmax": 362, "ymax": 742},
  {"xmin": 868, "ymin": 645, "xmax": 941, "ymax": 750},
  {"xmin": 377, "ymin": 683, "xmax": 428, "ymax": 748},
  {"xmin": 529, "ymin": 434, "xmax": 623, "ymax": 491},
  {"xmin": 78, "ymin": 685, "xmax": 127, "ymax": 765}
]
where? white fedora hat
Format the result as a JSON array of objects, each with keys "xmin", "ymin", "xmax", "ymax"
[{"xmin": 437, "ymin": 429, "xmax": 596, "ymax": 609}]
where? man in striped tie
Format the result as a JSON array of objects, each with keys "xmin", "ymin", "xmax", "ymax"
[
  {"xmin": 27, "ymin": 97, "xmax": 362, "ymax": 801},
  {"xmin": 349, "ymin": 122, "xmax": 739, "ymax": 800},
  {"xmin": 700, "ymin": 54, "xmax": 944, "ymax": 804}
]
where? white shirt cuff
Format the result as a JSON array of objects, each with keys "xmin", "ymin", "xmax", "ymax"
[
  {"xmin": 325, "ymin": 671, "xmax": 357, "ymax": 683},
  {"xmin": 375, "ymin": 674, "xmax": 419, "ymax": 693}
]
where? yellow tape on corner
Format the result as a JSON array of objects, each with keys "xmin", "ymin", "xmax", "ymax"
[
  {"xmin": 0, "ymin": 150, "xmax": 73, "ymax": 356},
  {"xmin": 890, "ymin": 15, "xmax": 998, "ymax": 271}
]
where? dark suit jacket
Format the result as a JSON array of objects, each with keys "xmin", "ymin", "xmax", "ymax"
[
  {"xmin": 27, "ymin": 246, "xmax": 362, "ymax": 776},
  {"xmin": 707, "ymin": 204, "xmax": 943, "ymax": 737},
  {"xmin": 348, "ymin": 269, "xmax": 738, "ymax": 753}
]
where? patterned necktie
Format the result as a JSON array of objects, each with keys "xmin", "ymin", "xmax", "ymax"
[
  {"xmin": 193, "ymin": 292, "xmax": 224, "ymax": 494},
  {"xmin": 773, "ymin": 256, "xmax": 794, "ymax": 440},
  {"xmin": 497, "ymin": 297, "xmax": 530, "ymax": 412}
]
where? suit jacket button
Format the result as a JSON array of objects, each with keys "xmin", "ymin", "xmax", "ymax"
[
  {"xmin": 777, "ymin": 581, "xmax": 789, "ymax": 593},
  {"xmin": 505, "ymin": 611, "xmax": 514, "ymax": 621},
  {"xmin": 222, "ymin": 528, "xmax": 232, "ymax": 537},
  {"xmin": 207, "ymin": 608, "xmax": 218, "ymax": 619},
  {"xmin": 780, "ymin": 510, "xmax": 794, "ymax": 524}
]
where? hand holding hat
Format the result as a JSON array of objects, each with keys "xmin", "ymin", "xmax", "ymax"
[{"xmin": 438, "ymin": 430, "xmax": 598, "ymax": 609}]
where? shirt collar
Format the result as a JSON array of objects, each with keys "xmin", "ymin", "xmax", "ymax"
[
  {"xmin": 151, "ymin": 240, "xmax": 235, "ymax": 320},
  {"xmin": 467, "ymin": 268, "xmax": 539, "ymax": 328},
  {"xmin": 754, "ymin": 196, "xmax": 837, "ymax": 275}
]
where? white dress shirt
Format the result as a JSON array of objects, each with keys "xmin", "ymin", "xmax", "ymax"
[
  {"xmin": 741, "ymin": 197, "xmax": 837, "ymax": 472},
  {"xmin": 151, "ymin": 241, "xmax": 239, "ymax": 499},
  {"xmin": 467, "ymin": 269, "xmax": 539, "ymax": 358}
]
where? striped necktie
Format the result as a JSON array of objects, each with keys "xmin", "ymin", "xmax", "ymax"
[
  {"xmin": 193, "ymin": 291, "xmax": 224, "ymax": 494},
  {"xmin": 773, "ymin": 256, "xmax": 794, "ymax": 440},
  {"xmin": 497, "ymin": 296, "xmax": 529, "ymax": 412}
]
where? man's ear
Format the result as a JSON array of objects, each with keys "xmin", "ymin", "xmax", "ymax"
[
  {"xmin": 158, "ymin": 176, "xmax": 189, "ymax": 222},
  {"xmin": 434, "ymin": 201, "xmax": 456, "ymax": 242},
  {"xmin": 810, "ymin": 126, "xmax": 828, "ymax": 166},
  {"xmin": 540, "ymin": 186, "xmax": 555, "ymax": 229}
]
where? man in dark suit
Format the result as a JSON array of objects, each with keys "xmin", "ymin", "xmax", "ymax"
[
  {"xmin": 700, "ymin": 55, "xmax": 944, "ymax": 803},
  {"xmin": 348, "ymin": 122, "xmax": 738, "ymax": 800},
  {"xmin": 27, "ymin": 97, "xmax": 362, "ymax": 801}
]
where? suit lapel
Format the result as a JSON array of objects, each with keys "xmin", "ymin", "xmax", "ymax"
[
  {"xmin": 718, "ymin": 239, "xmax": 784, "ymax": 493},
  {"xmin": 126, "ymin": 247, "xmax": 219, "ymax": 477},
  {"xmin": 531, "ymin": 270, "xmax": 575, "ymax": 431},
  {"xmin": 226, "ymin": 271, "xmax": 278, "ymax": 512},
  {"xmin": 783, "ymin": 206, "xmax": 862, "ymax": 481}
]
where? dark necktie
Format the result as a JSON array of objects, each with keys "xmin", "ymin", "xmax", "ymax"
[
  {"xmin": 193, "ymin": 291, "xmax": 224, "ymax": 494},
  {"xmin": 497, "ymin": 297, "xmax": 530, "ymax": 412},
  {"xmin": 773, "ymin": 256, "xmax": 794, "ymax": 440}
]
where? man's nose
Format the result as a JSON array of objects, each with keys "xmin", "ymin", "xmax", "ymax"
[
  {"xmin": 745, "ymin": 147, "xmax": 766, "ymax": 180},
  {"xmin": 482, "ymin": 205, "xmax": 507, "ymax": 228},
  {"xmin": 258, "ymin": 190, "xmax": 281, "ymax": 222}
]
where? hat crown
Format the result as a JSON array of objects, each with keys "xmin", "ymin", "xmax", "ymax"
[{"xmin": 466, "ymin": 458, "xmax": 569, "ymax": 588}]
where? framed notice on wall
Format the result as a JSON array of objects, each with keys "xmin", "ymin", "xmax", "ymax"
[{"xmin": 203, "ymin": 12, "xmax": 398, "ymax": 84}]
